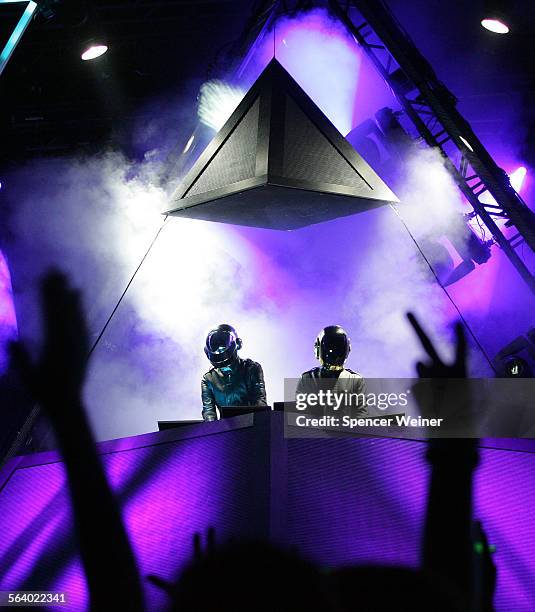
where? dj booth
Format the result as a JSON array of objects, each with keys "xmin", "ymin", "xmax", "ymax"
[{"xmin": 0, "ymin": 411, "xmax": 534, "ymax": 610}]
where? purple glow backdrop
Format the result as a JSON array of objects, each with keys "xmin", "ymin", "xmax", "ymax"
[
  {"xmin": 1, "ymin": 7, "xmax": 534, "ymax": 612},
  {"xmin": 0, "ymin": 419, "xmax": 534, "ymax": 610},
  {"xmin": 2, "ymin": 8, "xmax": 534, "ymax": 441},
  {"xmin": 0, "ymin": 250, "xmax": 18, "ymax": 374}
]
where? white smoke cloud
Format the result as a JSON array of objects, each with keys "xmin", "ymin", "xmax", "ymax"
[
  {"xmin": 5, "ymin": 9, "xmax": 518, "ymax": 443},
  {"xmin": 6, "ymin": 142, "xmax": 500, "ymax": 442},
  {"xmin": 198, "ymin": 80, "xmax": 246, "ymax": 131}
]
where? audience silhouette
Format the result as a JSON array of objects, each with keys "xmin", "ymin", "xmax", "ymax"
[{"xmin": 7, "ymin": 271, "xmax": 496, "ymax": 611}]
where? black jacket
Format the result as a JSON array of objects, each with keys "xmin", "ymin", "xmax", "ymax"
[
  {"xmin": 201, "ymin": 358, "xmax": 267, "ymax": 421},
  {"xmin": 297, "ymin": 367, "xmax": 367, "ymax": 416}
]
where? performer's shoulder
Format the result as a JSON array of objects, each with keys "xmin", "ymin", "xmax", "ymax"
[
  {"xmin": 243, "ymin": 357, "xmax": 263, "ymax": 371},
  {"xmin": 202, "ymin": 367, "xmax": 216, "ymax": 379},
  {"xmin": 345, "ymin": 368, "xmax": 363, "ymax": 377},
  {"xmin": 300, "ymin": 367, "xmax": 321, "ymax": 378}
]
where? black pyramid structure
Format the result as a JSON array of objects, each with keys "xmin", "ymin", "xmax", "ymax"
[{"xmin": 165, "ymin": 59, "xmax": 398, "ymax": 230}]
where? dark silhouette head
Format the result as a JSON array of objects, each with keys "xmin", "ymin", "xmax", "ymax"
[{"xmin": 172, "ymin": 540, "xmax": 331, "ymax": 612}]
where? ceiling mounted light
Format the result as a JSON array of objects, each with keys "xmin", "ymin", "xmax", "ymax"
[
  {"xmin": 183, "ymin": 134, "xmax": 195, "ymax": 154},
  {"xmin": 481, "ymin": 1, "xmax": 511, "ymax": 34},
  {"xmin": 78, "ymin": 2, "xmax": 108, "ymax": 61},
  {"xmin": 481, "ymin": 18, "xmax": 509, "ymax": 34},
  {"xmin": 459, "ymin": 136, "xmax": 474, "ymax": 152},
  {"xmin": 81, "ymin": 41, "xmax": 108, "ymax": 61}
]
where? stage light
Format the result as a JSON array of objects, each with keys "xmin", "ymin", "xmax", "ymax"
[
  {"xmin": 81, "ymin": 42, "xmax": 108, "ymax": 61},
  {"xmin": 481, "ymin": 18, "xmax": 509, "ymax": 34},
  {"xmin": 477, "ymin": 166, "xmax": 527, "ymax": 210},
  {"xmin": 481, "ymin": 1, "xmax": 510, "ymax": 34},
  {"xmin": 503, "ymin": 357, "xmax": 532, "ymax": 377},
  {"xmin": 0, "ymin": 249, "xmax": 18, "ymax": 375},
  {"xmin": 197, "ymin": 80, "xmax": 245, "ymax": 131},
  {"xmin": 493, "ymin": 333, "xmax": 535, "ymax": 377},
  {"xmin": 345, "ymin": 118, "xmax": 384, "ymax": 168},
  {"xmin": 424, "ymin": 214, "xmax": 492, "ymax": 287},
  {"xmin": 375, "ymin": 107, "xmax": 414, "ymax": 156},
  {"xmin": 459, "ymin": 136, "xmax": 474, "ymax": 152},
  {"xmin": 510, "ymin": 166, "xmax": 527, "ymax": 192},
  {"xmin": 183, "ymin": 134, "xmax": 195, "ymax": 154}
]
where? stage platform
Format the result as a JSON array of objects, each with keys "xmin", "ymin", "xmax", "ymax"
[{"xmin": 0, "ymin": 412, "xmax": 534, "ymax": 610}]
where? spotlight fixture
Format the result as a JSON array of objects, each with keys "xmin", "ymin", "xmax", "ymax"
[
  {"xmin": 481, "ymin": 1, "xmax": 510, "ymax": 34},
  {"xmin": 81, "ymin": 40, "xmax": 108, "ymax": 61},
  {"xmin": 493, "ymin": 333, "xmax": 535, "ymax": 378},
  {"xmin": 459, "ymin": 136, "xmax": 474, "ymax": 152},
  {"xmin": 510, "ymin": 166, "xmax": 527, "ymax": 192},
  {"xmin": 183, "ymin": 134, "xmax": 195, "ymax": 154},
  {"xmin": 375, "ymin": 107, "xmax": 414, "ymax": 157},
  {"xmin": 481, "ymin": 18, "xmax": 509, "ymax": 34},
  {"xmin": 503, "ymin": 357, "xmax": 532, "ymax": 378},
  {"xmin": 345, "ymin": 119, "xmax": 385, "ymax": 168},
  {"xmin": 78, "ymin": 2, "xmax": 108, "ymax": 61},
  {"xmin": 345, "ymin": 107, "xmax": 414, "ymax": 170}
]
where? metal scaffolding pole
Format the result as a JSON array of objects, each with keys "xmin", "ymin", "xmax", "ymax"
[{"xmin": 329, "ymin": 0, "xmax": 535, "ymax": 295}]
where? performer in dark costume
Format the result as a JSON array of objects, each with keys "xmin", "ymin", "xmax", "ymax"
[
  {"xmin": 201, "ymin": 324, "xmax": 267, "ymax": 421},
  {"xmin": 298, "ymin": 325, "xmax": 367, "ymax": 416}
]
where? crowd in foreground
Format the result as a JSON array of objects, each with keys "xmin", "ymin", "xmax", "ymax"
[{"xmin": 7, "ymin": 271, "xmax": 496, "ymax": 611}]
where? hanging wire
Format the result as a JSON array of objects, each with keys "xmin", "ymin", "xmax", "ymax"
[
  {"xmin": 2, "ymin": 214, "xmax": 170, "ymax": 467},
  {"xmin": 389, "ymin": 204, "xmax": 497, "ymax": 374},
  {"xmin": 88, "ymin": 215, "xmax": 169, "ymax": 358}
]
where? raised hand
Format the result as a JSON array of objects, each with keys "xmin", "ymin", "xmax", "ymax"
[
  {"xmin": 406, "ymin": 312, "xmax": 476, "ymax": 435},
  {"xmin": 407, "ymin": 312, "xmax": 467, "ymax": 379},
  {"xmin": 10, "ymin": 271, "xmax": 90, "ymax": 408},
  {"xmin": 409, "ymin": 313, "xmax": 480, "ymax": 606},
  {"xmin": 10, "ymin": 270, "xmax": 144, "ymax": 610}
]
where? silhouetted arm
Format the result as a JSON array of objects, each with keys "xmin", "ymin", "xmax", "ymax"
[
  {"xmin": 10, "ymin": 272, "xmax": 144, "ymax": 611},
  {"xmin": 407, "ymin": 313, "xmax": 480, "ymax": 604}
]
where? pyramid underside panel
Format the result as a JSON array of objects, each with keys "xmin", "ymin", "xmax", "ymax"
[
  {"xmin": 187, "ymin": 98, "xmax": 260, "ymax": 198},
  {"xmin": 282, "ymin": 96, "xmax": 369, "ymax": 192},
  {"xmin": 170, "ymin": 185, "xmax": 385, "ymax": 230}
]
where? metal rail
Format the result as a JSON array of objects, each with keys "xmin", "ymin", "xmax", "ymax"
[{"xmin": 329, "ymin": 0, "xmax": 535, "ymax": 294}]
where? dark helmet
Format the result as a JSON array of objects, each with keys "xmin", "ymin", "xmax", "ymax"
[
  {"xmin": 204, "ymin": 324, "xmax": 242, "ymax": 368},
  {"xmin": 314, "ymin": 325, "xmax": 350, "ymax": 368}
]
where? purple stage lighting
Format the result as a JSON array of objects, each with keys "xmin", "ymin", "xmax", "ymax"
[
  {"xmin": 0, "ymin": 250, "xmax": 18, "ymax": 374},
  {"xmin": 510, "ymin": 166, "xmax": 527, "ymax": 192},
  {"xmin": 238, "ymin": 8, "xmax": 393, "ymax": 136},
  {"xmin": 1, "ymin": 419, "xmax": 535, "ymax": 610},
  {"xmin": 476, "ymin": 166, "xmax": 527, "ymax": 212}
]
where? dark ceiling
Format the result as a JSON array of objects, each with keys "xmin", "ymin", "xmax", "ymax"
[
  {"xmin": 0, "ymin": 0, "xmax": 255, "ymax": 161},
  {"xmin": 0, "ymin": 0, "xmax": 534, "ymax": 167}
]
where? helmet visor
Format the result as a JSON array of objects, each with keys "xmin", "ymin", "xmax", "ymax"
[
  {"xmin": 320, "ymin": 333, "xmax": 349, "ymax": 366},
  {"xmin": 206, "ymin": 329, "xmax": 238, "ymax": 367}
]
